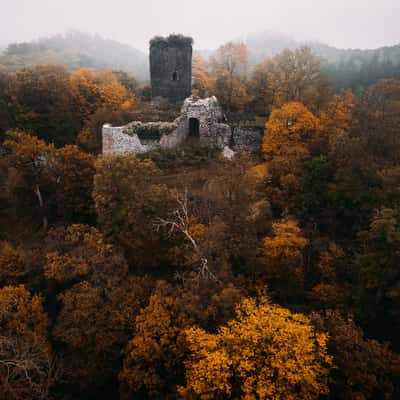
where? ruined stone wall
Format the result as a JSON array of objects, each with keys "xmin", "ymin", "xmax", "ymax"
[
  {"xmin": 177, "ymin": 96, "xmax": 231, "ymax": 146},
  {"xmin": 231, "ymin": 126, "xmax": 264, "ymax": 153},
  {"xmin": 102, "ymin": 96, "xmax": 265, "ymax": 156},
  {"xmin": 102, "ymin": 122, "xmax": 182, "ymax": 155},
  {"xmin": 150, "ymin": 35, "xmax": 193, "ymax": 102}
]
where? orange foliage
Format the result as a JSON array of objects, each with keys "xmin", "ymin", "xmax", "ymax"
[
  {"xmin": 119, "ymin": 293, "xmax": 187, "ymax": 396},
  {"xmin": 45, "ymin": 224, "xmax": 125, "ymax": 284},
  {"xmin": 320, "ymin": 90, "xmax": 355, "ymax": 142},
  {"xmin": 263, "ymin": 102, "xmax": 320, "ymax": 194},
  {"xmin": 0, "ymin": 242, "xmax": 26, "ymax": 284},
  {"xmin": 71, "ymin": 68, "xmax": 136, "ymax": 123},
  {"xmin": 0, "ymin": 285, "xmax": 54, "ymax": 400},
  {"xmin": 192, "ymin": 52, "xmax": 213, "ymax": 97},
  {"xmin": 181, "ymin": 297, "xmax": 332, "ymax": 399},
  {"xmin": 262, "ymin": 218, "xmax": 308, "ymax": 283}
]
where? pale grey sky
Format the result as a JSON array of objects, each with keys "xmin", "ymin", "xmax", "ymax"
[{"xmin": 1, "ymin": 0, "xmax": 399, "ymax": 50}]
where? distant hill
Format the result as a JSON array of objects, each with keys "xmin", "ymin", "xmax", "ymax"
[
  {"xmin": 244, "ymin": 32, "xmax": 400, "ymax": 92},
  {"xmin": 3, "ymin": 31, "xmax": 400, "ymax": 93},
  {"xmin": 0, "ymin": 31, "xmax": 149, "ymax": 80}
]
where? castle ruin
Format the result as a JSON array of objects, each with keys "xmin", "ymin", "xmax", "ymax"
[{"xmin": 102, "ymin": 34, "xmax": 264, "ymax": 156}]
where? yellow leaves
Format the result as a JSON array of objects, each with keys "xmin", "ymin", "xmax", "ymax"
[
  {"xmin": 0, "ymin": 285, "xmax": 48, "ymax": 341},
  {"xmin": 120, "ymin": 293, "xmax": 187, "ymax": 395},
  {"xmin": 3, "ymin": 130, "xmax": 55, "ymax": 165},
  {"xmin": 263, "ymin": 102, "xmax": 319, "ymax": 195},
  {"xmin": 192, "ymin": 51, "xmax": 213, "ymax": 97},
  {"xmin": 265, "ymin": 102, "xmax": 320, "ymax": 141},
  {"xmin": 263, "ymin": 219, "xmax": 308, "ymax": 264},
  {"xmin": 319, "ymin": 90, "xmax": 355, "ymax": 142},
  {"xmin": 181, "ymin": 297, "xmax": 333, "ymax": 399},
  {"xmin": 71, "ymin": 68, "xmax": 135, "ymax": 123},
  {"xmin": 44, "ymin": 224, "xmax": 125, "ymax": 284},
  {"xmin": 0, "ymin": 242, "xmax": 25, "ymax": 283},
  {"xmin": 45, "ymin": 252, "xmax": 90, "ymax": 282},
  {"xmin": 188, "ymin": 222, "xmax": 205, "ymax": 240}
]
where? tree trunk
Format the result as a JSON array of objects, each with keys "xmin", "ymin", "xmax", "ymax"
[{"xmin": 33, "ymin": 184, "xmax": 48, "ymax": 230}]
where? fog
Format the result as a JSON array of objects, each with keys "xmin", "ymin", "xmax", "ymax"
[{"xmin": 2, "ymin": 0, "xmax": 399, "ymax": 50}]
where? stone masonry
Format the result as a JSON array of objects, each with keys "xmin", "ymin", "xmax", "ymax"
[
  {"xmin": 150, "ymin": 35, "xmax": 193, "ymax": 102},
  {"xmin": 102, "ymin": 96, "xmax": 263, "ymax": 155}
]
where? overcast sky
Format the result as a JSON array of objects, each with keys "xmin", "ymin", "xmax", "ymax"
[{"xmin": 1, "ymin": 0, "xmax": 399, "ymax": 51}]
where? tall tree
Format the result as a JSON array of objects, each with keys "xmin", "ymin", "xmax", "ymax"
[
  {"xmin": 181, "ymin": 297, "xmax": 332, "ymax": 399},
  {"xmin": 250, "ymin": 47, "xmax": 328, "ymax": 114},
  {"xmin": 6, "ymin": 65, "xmax": 79, "ymax": 146},
  {"xmin": 210, "ymin": 42, "xmax": 251, "ymax": 111},
  {"xmin": 192, "ymin": 52, "xmax": 213, "ymax": 97},
  {"xmin": 0, "ymin": 285, "xmax": 55, "ymax": 400}
]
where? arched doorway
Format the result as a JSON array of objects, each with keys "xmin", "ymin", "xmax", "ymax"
[{"xmin": 188, "ymin": 117, "xmax": 200, "ymax": 139}]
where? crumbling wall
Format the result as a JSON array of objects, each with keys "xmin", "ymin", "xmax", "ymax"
[
  {"xmin": 102, "ymin": 96, "xmax": 265, "ymax": 155},
  {"xmin": 102, "ymin": 121, "xmax": 180, "ymax": 155},
  {"xmin": 232, "ymin": 126, "xmax": 264, "ymax": 153},
  {"xmin": 177, "ymin": 96, "xmax": 231, "ymax": 146}
]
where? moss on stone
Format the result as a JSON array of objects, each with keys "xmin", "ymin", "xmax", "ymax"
[{"xmin": 125, "ymin": 121, "xmax": 177, "ymax": 140}]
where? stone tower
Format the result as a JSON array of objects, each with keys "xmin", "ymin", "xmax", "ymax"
[{"xmin": 150, "ymin": 34, "xmax": 193, "ymax": 102}]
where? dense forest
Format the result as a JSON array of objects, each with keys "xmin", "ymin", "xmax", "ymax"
[{"xmin": 1, "ymin": 40, "xmax": 400, "ymax": 400}]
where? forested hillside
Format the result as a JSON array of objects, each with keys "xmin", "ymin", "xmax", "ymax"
[
  {"xmin": 1, "ymin": 41, "xmax": 400, "ymax": 400},
  {"xmin": 0, "ymin": 31, "xmax": 148, "ymax": 80},
  {"xmin": 2, "ymin": 31, "xmax": 400, "ymax": 92},
  {"xmin": 245, "ymin": 31, "xmax": 400, "ymax": 92}
]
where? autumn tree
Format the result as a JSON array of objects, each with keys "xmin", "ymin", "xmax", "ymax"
[
  {"xmin": 192, "ymin": 52, "xmax": 213, "ymax": 97},
  {"xmin": 0, "ymin": 285, "xmax": 56, "ymax": 400},
  {"xmin": 181, "ymin": 297, "xmax": 332, "ymax": 399},
  {"xmin": 53, "ymin": 276, "xmax": 153, "ymax": 395},
  {"xmin": 44, "ymin": 224, "xmax": 127, "ymax": 285},
  {"xmin": 93, "ymin": 154, "xmax": 175, "ymax": 267},
  {"xmin": 248, "ymin": 59, "xmax": 276, "ymax": 115},
  {"xmin": 307, "ymin": 239, "xmax": 349, "ymax": 310},
  {"xmin": 0, "ymin": 131, "xmax": 95, "ymax": 227},
  {"xmin": 71, "ymin": 68, "xmax": 136, "ymax": 124},
  {"xmin": 6, "ymin": 64, "xmax": 79, "ymax": 146},
  {"xmin": 0, "ymin": 242, "xmax": 26, "ymax": 285},
  {"xmin": 356, "ymin": 207, "xmax": 400, "ymax": 344},
  {"xmin": 0, "ymin": 130, "xmax": 56, "ymax": 228},
  {"xmin": 155, "ymin": 156, "xmax": 263, "ymax": 279},
  {"xmin": 210, "ymin": 42, "xmax": 251, "ymax": 111},
  {"xmin": 356, "ymin": 79, "xmax": 400, "ymax": 161},
  {"xmin": 312, "ymin": 310, "xmax": 400, "ymax": 399},
  {"xmin": 119, "ymin": 280, "xmax": 243, "ymax": 398},
  {"xmin": 55, "ymin": 145, "xmax": 95, "ymax": 222},
  {"xmin": 44, "ymin": 224, "xmax": 154, "ymax": 395},
  {"xmin": 319, "ymin": 90, "xmax": 355, "ymax": 140},
  {"xmin": 263, "ymin": 102, "xmax": 320, "ymax": 203},
  {"xmin": 250, "ymin": 47, "xmax": 328, "ymax": 114},
  {"xmin": 261, "ymin": 218, "xmax": 308, "ymax": 300}
]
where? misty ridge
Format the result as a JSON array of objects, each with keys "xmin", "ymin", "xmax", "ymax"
[{"xmin": 1, "ymin": 30, "xmax": 400, "ymax": 92}]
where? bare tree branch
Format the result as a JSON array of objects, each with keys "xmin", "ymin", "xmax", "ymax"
[{"xmin": 154, "ymin": 189, "xmax": 218, "ymax": 282}]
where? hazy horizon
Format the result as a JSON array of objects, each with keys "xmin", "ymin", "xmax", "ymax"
[{"xmin": 2, "ymin": 0, "xmax": 400, "ymax": 51}]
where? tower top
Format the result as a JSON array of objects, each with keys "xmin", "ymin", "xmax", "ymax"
[{"xmin": 150, "ymin": 34, "xmax": 193, "ymax": 48}]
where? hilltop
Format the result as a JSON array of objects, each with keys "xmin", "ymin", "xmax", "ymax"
[{"xmin": 0, "ymin": 31, "xmax": 148, "ymax": 80}]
